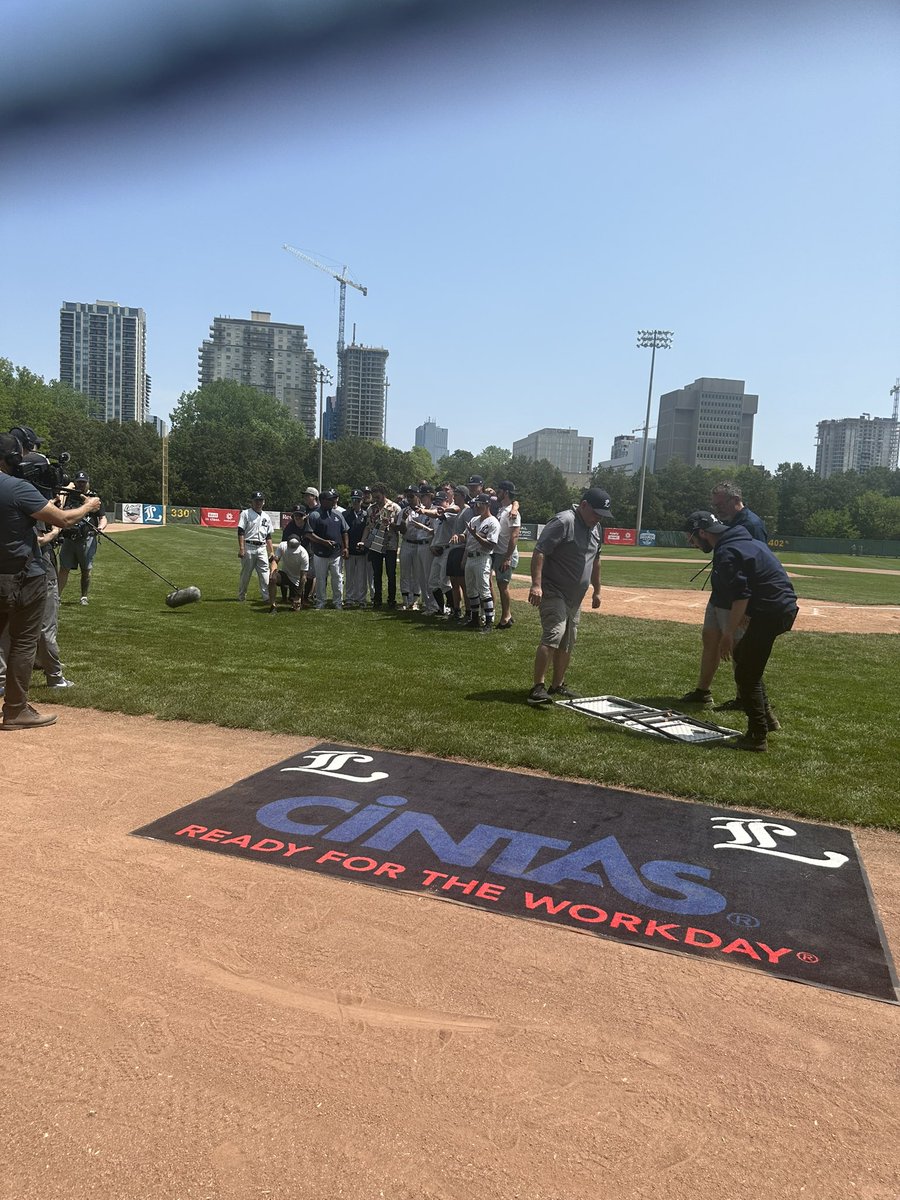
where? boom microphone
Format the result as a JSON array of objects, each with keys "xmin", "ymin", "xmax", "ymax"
[{"xmin": 95, "ymin": 529, "xmax": 202, "ymax": 608}]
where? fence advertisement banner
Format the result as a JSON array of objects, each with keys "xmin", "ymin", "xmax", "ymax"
[
  {"xmin": 166, "ymin": 507, "xmax": 201, "ymax": 524},
  {"xmin": 118, "ymin": 503, "xmax": 145, "ymax": 524},
  {"xmin": 603, "ymin": 527, "xmax": 636, "ymax": 546},
  {"xmin": 201, "ymin": 508, "xmax": 241, "ymax": 528},
  {"xmin": 638, "ymin": 530, "xmax": 657, "ymax": 547},
  {"xmin": 142, "ymin": 505, "xmax": 163, "ymax": 525}
]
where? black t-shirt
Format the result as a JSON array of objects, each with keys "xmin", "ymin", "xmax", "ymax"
[{"xmin": 0, "ymin": 473, "xmax": 49, "ymax": 578}]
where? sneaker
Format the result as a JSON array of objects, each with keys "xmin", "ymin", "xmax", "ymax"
[
  {"xmin": 527, "ymin": 683, "xmax": 554, "ymax": 707},
  {"xmin": 79, "ymin": 596, "xmax": 89, "ymax": 606},
  {"xmin": 46, "ymin": 678, "xmax": 76, "ymax": 689},
  {"xmin": 733, "ymin": 732, "xmax": 768, "ymax": 753},
  {"xmin": 1, "ymin": 704, "xmax": 58, "ymax": 730},
  {"xmin": 680, "ymin": 688, "xmax": 713, "ymax": 705},
  {"xmin": 268, "ymin": 605, "xmax": 278, "ymax": 614},
  {"xmin": 764, "ymin": 705, "xmax": 781, "ymax": 732},
  {"xmin": 715, "ymin": 696, "xmax": 744, "ymax": 712},
  {"xmin": 549, "ymin": 683, "xmax": 579, "ymax": 699}
]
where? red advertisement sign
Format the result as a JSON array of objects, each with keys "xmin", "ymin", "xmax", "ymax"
[
  {"xmin": 200, "ymin": 507, "xmax": 241, "ymax": 528},
  {"xmin": 603, "ymin": 527, "xmax": 636, "ymax": 546}
]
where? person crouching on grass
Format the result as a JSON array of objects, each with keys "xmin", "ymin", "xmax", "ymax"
[{"xmin": 267, "ymin": 537, "xmax": 309, "ymax": 614}]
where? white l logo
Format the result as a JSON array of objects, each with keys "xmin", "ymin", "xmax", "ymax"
[
  {"xmin": 281, "ymin": 750, "xmax": 389, "ymax": 784},
  {"xmin": 710, "ymin": 817, "xmax": 848, "ymax": 868}
]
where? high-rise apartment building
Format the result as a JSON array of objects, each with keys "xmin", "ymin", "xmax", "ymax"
[
  {"xmin": 59, "ymin": 300, "xmax": 149, "ymax": 422},
  {"xmin": 415, "ymin": 418, "xmax": 449, "ymax": 464},
  {"xmin": 512, "ymin": 428, "xmax": 593, "ymax": 476},
  {"xmin": 654, "ymin": 378, "xmax": 756, "ymax": 470},
  {"xmin": 198, "ymin": 311, "xmax": 318, "ymax": 434},
  {"xmin": 815, "ymin": 414, "xmax": 899, "ymax": 478},
  {"xmin": 334, "ymin": 343, "xmax": 388, "ymax": 441}
]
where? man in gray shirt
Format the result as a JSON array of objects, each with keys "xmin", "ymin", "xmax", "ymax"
[{"xmin": 527, "ymin": 487, "xmax": 614, "ymax": 706}]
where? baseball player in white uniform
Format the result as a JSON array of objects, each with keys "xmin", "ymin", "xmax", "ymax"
[{"xmin": 237, "ymin": 491, "xmax": 274, "ymax": 601}]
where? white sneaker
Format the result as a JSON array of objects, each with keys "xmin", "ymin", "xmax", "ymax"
[
  {"xmin": 47, "ymin": 678, "xmax": 76, "ymax": 689},
  {"xmin": 79, "ymin": 596, "xmax": 89, "ymax": 606}
]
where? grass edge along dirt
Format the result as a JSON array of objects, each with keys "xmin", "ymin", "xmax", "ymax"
[{"xmin": 44, "ymin": 524, "xmax": 900, "ymax": 832}]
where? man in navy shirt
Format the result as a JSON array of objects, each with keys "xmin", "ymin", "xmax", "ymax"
[
  {"xmin": 682, "ymin": 481, "xmax": 769, "ymax": 707},
  {"xmin": 0, "ymin": 432, "xmax": 101, "ymax": 729},
  {"xmin": 685, "ymin": 510, "xmax": 798, "ymax": 751}
]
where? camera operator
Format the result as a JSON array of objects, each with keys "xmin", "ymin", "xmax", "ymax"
[
  {"xmin": 0, "ymin": 432, "xmax": 101, "ymax": 730},
  {"xmin": 57, "ymin": 470, "xmax": 107, "ymax": 605}
]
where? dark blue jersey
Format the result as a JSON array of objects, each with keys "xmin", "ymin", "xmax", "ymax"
[
  {"xmin": 727, "ymin": 505, "xmax": 768, "ymax": 543},
  {"xmin": 711, "ymin": 525, "xmax": 797, "ymax": 617}
]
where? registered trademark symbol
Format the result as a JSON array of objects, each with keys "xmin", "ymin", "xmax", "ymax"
[
  {"xmin": 796, "ymin": 951, "xmax": 819, "ymax": 964},
  {"xmin": 727, "ymin": 912, "xmax": 760, "ymax": 928}
]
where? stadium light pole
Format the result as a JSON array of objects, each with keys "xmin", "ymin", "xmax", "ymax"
[
  {"xmin": 635, "ymin": 330, "xmax": 674, "ymax": 541},
  {"xmin": 316, "ymin": 364, "xmax": 333, "ymax": 493}
]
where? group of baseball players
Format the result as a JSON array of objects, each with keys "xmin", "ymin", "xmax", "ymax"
[
  {"xmin": 236, "ymin": 475, "xmax": 523, "ymax": 630},
  {"xmin": 235, "ymin": 476, "xmax": 798, "ymax": 748}
]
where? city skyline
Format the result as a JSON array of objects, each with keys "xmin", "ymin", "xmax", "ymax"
[{"xmin": 2, "ymin": 2, "xmax": 898, "ymax": 473}]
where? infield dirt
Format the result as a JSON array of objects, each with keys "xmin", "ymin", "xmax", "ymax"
[{"xmin": 2, "ymin": 709, "xmax": 898, "ymax": 1200}]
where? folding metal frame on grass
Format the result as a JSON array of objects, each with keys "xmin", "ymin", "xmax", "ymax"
[{"xmin": 556, "ymin": 695, "xmax": 741, "ymax": 744}]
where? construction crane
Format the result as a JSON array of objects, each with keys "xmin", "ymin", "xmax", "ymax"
[
  {"xmin": 282, "ymin": 244, "xmax": 367, "ymax": 389},
  {"xmin": 890, "ymin": 378, "xmax": 900, "ymax": 471}
]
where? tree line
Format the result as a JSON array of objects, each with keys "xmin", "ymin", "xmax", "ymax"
[{"xmin": 2, "ymin": 358, "xmax": 899, "ymax": 537}]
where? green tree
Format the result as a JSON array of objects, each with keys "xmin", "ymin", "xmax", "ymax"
[
  {"xmin": 436, "ymin": 449, "xmax": 477, "ymax": 484},
  {"xmin": 504, "ymin": 457, "xmax": 571, "ymax": 524},
  {"xmin": 168, "ymin": 380, "xmax": 307, "ymax": 507},
  {"xmin": 805, "ymin": 508, "xmax": 860, "ymax": 538}
]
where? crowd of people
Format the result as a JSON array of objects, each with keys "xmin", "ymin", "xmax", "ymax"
[{"xmin": 237, "ymin": 474, "xmax": 523, "ymax": 630}]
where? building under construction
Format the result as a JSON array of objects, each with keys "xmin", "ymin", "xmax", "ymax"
[
  {"xmin": 815, "ymin": 411, "xmax": 900, "ymax": 478},
  {"xmin": 334, "ymin": 342, "xmax": 389, "ymax": 441}
]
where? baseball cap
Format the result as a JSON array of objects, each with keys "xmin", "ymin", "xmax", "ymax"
[
  {"xmin": 467, "ymin": 474, "xmax": 484, "ymax": 487},
  {"xmin": 685, "ymin": 510, "xmax": 728, "ymax": 535},
  {"xmin": 497, "ymin": 480, "xmax": 517, "ymax": 496},
  {"xmin": 418, "ymin": 483, "xmax": 436, "ymax": 495},
  {"xmin": 304, "ymin": 486, "xmax": 319, "ymax": 499},
  {"xmin": 472, "ymin": 492, "xmax": 492, "ymax": 506},
  {"xmin": 453, "ymin": 485, "xmax": 470, "ymax": 500},
  {"xmin": 74, "ymin": 471, "xmax": 90, "ymax": 482},
  {"xmin": 251, "ymin": 491, "xmax": 265, "ymax": 501},
  {"xmin": 320, "ymin": 488, "xmax": 338, "ymax": 502},
  {"xmin": 582, "ymin": 487, "xmax": 615, "ymax": 520},
  {"xmin": 10, "ymin": 425, "xmax": 42, "ymax": 450},
  {"xmin": 287, "ymin": 537, "xmax": 301, "ymax": 549},
  {"xmin": 350, "ymin": 489, "xmax": 363, "ymax": 499},
  {"xmin": 405, "ymin": 484, "xmax": 418, "ymax": 494}
]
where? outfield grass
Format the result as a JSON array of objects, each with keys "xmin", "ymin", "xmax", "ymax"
[
  {"xmin": 514, "ymin": 550, "xmax": 900, "ymax": 605},
  {"xmin": 40, "ymin": 525, "xmax": 900, "ymax": 831}
]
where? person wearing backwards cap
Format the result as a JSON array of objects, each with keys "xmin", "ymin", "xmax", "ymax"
[
  {"xmin": 237, "ymin": 491, "xmax": 274, "ymax": 602},
  {"xmin": 684, "ymin": 510, "xmax": 798, "ymax": 751},
  {"xmin": 527, "ymin": 487, "xmax": 613, "ymax": 706}
]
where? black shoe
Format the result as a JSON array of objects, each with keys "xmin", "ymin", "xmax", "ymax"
[
  {"xmin": 527, "ymin": 684, "xmax": 553, "ymax": 707},
  {"xmin": 734, "ymin": 731, "xmax": 768, "ymax": 752},
  {"xmin": 497, "ymin": 618, "xmax": 514, "ymax": 629},
  {"xmin": 715, "ymin": 696, "xmax": 744, "ymax": 712},
  {"xmin": 549, "ymin": 683, "xmax": 579, "ymax": 699},
  {"xmin": 680, "ymin": 688, "xmax": 713, "ymax": 705}
]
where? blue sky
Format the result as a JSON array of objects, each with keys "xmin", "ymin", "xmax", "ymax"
[{"xmin": 1, "ymin": 0, "xmax": 898, "ymax": 472}]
